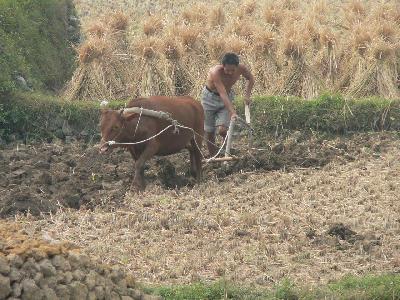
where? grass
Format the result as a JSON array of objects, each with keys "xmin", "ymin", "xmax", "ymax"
[
  {"xmin": 237, "ymin": 93, "xmax": 400, "ymax": 135},
  {"xmin": 2, "ymin": 91, "xmax": 400, "ymax": 141},
  {"xmin": 0, "ymin": 92, "xmax": 126, "ymax": 141},
  {"xmin": 141, "ymin": 274, "xmax": 400, "ymax": 299}
]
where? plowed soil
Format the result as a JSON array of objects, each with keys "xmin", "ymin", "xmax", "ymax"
[{"xmin": 2, "ymin": 131, "xmax": 400, "ymax": 286}]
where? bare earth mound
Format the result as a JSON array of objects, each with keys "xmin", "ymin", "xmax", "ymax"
[
  {"xmin": 0, "ymin": 221, "xmax": 159, "ymax": 299},
  {"xmin": 2, "ymin": 132, "xmax": 400, "ymax": 288}
]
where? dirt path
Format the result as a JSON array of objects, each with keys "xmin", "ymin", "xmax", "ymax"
[{"xmin": 2, "ymin": 132, "xmax": 400, "ymax": 286}]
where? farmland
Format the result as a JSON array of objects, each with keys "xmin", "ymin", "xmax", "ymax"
[{"xmin": 1, "ymin": 0, "xmax": 400, "ymax": 299}]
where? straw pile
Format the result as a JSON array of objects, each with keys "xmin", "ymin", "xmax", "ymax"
[
  {"xmin": 132, "ymin": 37, "xmax": 173, "ymax": 97},
  {"xmin": 278, "ymin": 24, "xmax": 325, "ymax": 99},
  {"xmin": 63, "ymin": 12, "xmax": 134, "ymax": 101},
  {"xmin": 66, "ymin": 0, "xmax": 399, "ymax": 101}
]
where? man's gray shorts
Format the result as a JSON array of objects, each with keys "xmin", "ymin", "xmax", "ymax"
[{"xmin": 201, "ymin": 87, "xmax": 234, "ymax": 133}]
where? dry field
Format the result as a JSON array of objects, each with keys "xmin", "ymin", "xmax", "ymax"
[{"xmin": 3, "ymin": 131, "xmax": 400, "ymax": 287}]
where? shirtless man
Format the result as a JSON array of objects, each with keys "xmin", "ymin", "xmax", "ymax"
[{"xmin": 201, "ymin": 52, "xmax": 255, "ymax": 156}]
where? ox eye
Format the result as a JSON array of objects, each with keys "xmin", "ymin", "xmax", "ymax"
[{"xmin": 112, "ymin": 125, "xmax": 119, "ymax": 130}]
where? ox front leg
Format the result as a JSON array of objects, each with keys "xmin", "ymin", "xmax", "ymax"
[
  {"xmin": 131, "ymin": 141, "xmax": 159, "ymax": 192},
  {"xmin": 190, "ymin": 138, "xmax": 202, "ymax": 183}
]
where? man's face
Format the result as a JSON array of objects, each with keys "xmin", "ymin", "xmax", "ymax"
[{"xmin": 223, "ymin": 64, "xmax": 237, "ymax": 76}]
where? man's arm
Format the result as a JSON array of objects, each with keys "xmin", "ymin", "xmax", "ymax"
[
  {"xmin": 241, "ymin": 65, "xmax": 255, "ymax": 105},
  {"xmin": 211, "ymin": 70, "xmax": 237, "ymax": 118}
]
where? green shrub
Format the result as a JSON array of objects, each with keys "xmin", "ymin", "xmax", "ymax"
[
  {"xmin": 2, "ymin": 92, "xmax": 400, "ymax": 142},
  {"xmin": 236, "ymin": 94, "xmax": 400, "ymax": 135},
  {"xmin": 0, "ymin": 0, "xmax": 79, "ymax": 93},
  {"xmin": 0, "ymin": 92, "xmax": 126, "ymax": 141}
]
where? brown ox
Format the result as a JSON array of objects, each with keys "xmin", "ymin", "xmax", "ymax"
[{"xmin": 99, "ymin": 96, "xmax": 204, "ymax": 191}]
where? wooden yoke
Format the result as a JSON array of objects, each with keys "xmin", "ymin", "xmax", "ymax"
[{"xmin": 122, "ymin": 107, "xmax": 173, "ymax": 121}]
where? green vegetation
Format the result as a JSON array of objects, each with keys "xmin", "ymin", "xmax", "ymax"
[
  {"xmin": 1, "ymin": 92, "xmax": 400, "ymax": 141},
  {"xmin": 0, "ymin": 92, "xmax": 125, "ymax": 141},
  {"xmin": 0, "ymin": 0, "xmax": 79, "ymax": 93},
  {"xmin": 237, "ymin": 94, "xmax": 400, "ymax": 136},
  {"xmin": 143, "ymin": 274, "xmax": 400, "ymax": 300}
]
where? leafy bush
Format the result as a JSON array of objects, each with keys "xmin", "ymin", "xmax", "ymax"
[
  {"xmin": 0, "ymin": 92, "xmax": 125, "ymax": 141},
  {"xmin": 236, "ymin": 94, "xmax": 400, "ymax": 135},
  {"xmin": 2, "ymin": 92, "xmax": 400, "ymax": 142},
  {"xmin": 0, "ymin": 0, "xmax": 79, "ymax": 93}
]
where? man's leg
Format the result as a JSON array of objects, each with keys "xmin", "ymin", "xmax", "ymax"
[
  {"xmin": 206, "ymin": 131, "xmax": 218, "ymax": 157},
  {"xmin": 216, "ymin": 108, "xmax": 230, "ymax": 141},
  {"xmin": 203, "ymin": 110, "xmax": 218, "ymax": 157}
]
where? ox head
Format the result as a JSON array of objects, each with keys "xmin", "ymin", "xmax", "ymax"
[{"xmin": 99, "ymin": 109, "xmax": 136, "ymax": 154}]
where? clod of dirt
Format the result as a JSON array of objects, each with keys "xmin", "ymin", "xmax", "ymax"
[
  {"xmin": 156, "ymin": 159, "xmax": 191, "ymax": 189},
  {"xmin": 327, "ymin": 223, "xmax": 357, "ymax": 241},
  {"xmin": 212, "ymin": 152, "xmax": 284, "ymax": 179},
  {"xmin": 1, "ymin": 191, "xmax": 57, "ymax": 217}
]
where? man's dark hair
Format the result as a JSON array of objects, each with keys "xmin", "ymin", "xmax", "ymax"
[{"xmin": 222, "ymin": 52, "xmax": 239, "ymax": 66}]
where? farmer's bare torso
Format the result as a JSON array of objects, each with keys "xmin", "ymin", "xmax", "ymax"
[{"xmin": 206, "ymin": 65, "xmax": 243, "ymax": 93}]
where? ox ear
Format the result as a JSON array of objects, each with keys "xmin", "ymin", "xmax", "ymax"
[{"xmin": 122, "ymin": 112, "xmax": 137, "ymax": 121}]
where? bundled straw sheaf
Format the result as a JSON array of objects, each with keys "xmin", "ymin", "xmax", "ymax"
[{"xmin": 65, "ymin": 0, "xmax": 400, "ymax": 101}]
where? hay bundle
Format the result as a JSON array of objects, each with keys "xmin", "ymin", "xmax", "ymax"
[
  {"xmin": 225, "ymin": 35, "xmax": 248, "ymax": 56},
  {"xmin": 168, "ymin": 23, "xmax": 207, "ymax": 97},
  {"xmin": 303, "ymin": 18, "xmax": 321, "ymax": 51},
  {"xmin": 263, "ymin": 6, "xmax": 285, "ymax": 30},
  {"xmin": 250, "ymin": 30, "xmax": 279, "ymax": 94},
  {"xmin": 85, "ymin": 21, "xmax": 107, "ymax": 38},
  {"xmin": 236, "ymin": 0, "xmax": 258, "ymax": 20},
  {"xmin": 181, "ymin": 3, "xmax": 208, "ymax": 25},
  {"xmin": 313, "ymin": 27, "xmax": 339, "ymax": 87},
  {"xmin": 344, "ymin": 0, "xmax": 367, "ymax": 24},
  {"xmin": 278, "ymin": 27, "xmax": 325, "ymax": 99},
  {"xmin": 336, "ymin": 23, "xmax": 373, "ymax": 93},
  {"xmin": 63, "ymin": 37, "xmax": 133, "ymax": 101},
  {"xmin": 209, "ymin": 5, "xmax": 225, "ymax": 29},
  {"xmin": 227, "ymin": 19, "xmax": 256, "ymax": 42},
  {"xmin": 206, "ymin": 34, "xmax": 226, "ymax": 62},
  {"xmin": 132, "ymin": 37, "xmax": 173, "ymax": 97},
  {"xmin": 346, "ymin": 39, "xmax": 399, "ymax": 99},
  {"xmin": 63, "ymin": 11, "xmax": 134, "ymax": 101},
  {"xmin": 309, "ymin": 0, "xmax": 330, "ymax": 24},
  {"xmin": 161, "ymin": 36, "xmax": 194, "ymax": 96},
  {"xmin": 143, "ymin": 15, "xmax": 164, "ymax": 36},
  {"xmin": 107, "ymin": 11, "xmax": 129, "ymax": 32},
  {"xmin": 107, "ymin": 12, "xmax": 130, "ymax": 51},
  {"xmin": 173, "ymin": 24, "xmax": 203, "ymax": 53}
]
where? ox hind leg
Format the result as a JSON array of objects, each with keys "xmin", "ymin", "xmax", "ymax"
[
  {"xmin": 189, "ymin": 138, "xmax": 202, "ymax": 183},
  {"xmin": 131, "ymin": 140, "xmax": 159, "ymax": 192}
]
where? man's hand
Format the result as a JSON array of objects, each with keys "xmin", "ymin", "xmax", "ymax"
[{"xmin": 230, "ymin": 110, "xmax": 238, "ymax": 120}]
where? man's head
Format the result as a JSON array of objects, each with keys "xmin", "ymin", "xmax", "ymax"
[{"xmin": 221, "ymin": 52, "xmax": 239, "ymax": 75}]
